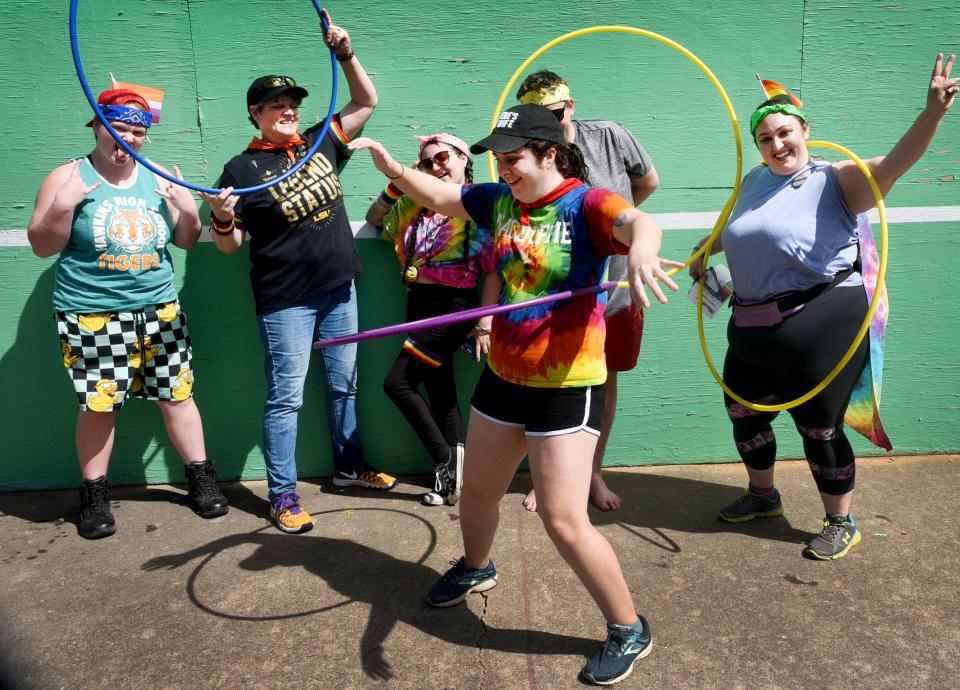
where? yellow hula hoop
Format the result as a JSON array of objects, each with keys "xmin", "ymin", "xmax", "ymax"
[
  {"xmin": 492, "ymin": 29, "xmax": 888, "ymax": 412},
  {"xmin": 488, "ymin": 25, "xmax": 740, "ymax": 279},
  {"xmin": 698, "ymin": 140, "xmax": 889, "ymax": 412}
]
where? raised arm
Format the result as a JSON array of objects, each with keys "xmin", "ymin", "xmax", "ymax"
[
  {"xmin": 836, "ymin": 52, "xmax": 957, "ymax": 214},
  {"xmin": 28, "ymin": 160, "xmax": 100, "ymax": 258},
  {"xmin": 349, "ymin": 137, "xmax": 470, "ymax": 221},
  {"xmin": 323, "ymin": 10, "xmax": 377, "ymax": 139},
  {"xmin": 154, "ymin": 164, "xmax": 201, "ymax": 249}
]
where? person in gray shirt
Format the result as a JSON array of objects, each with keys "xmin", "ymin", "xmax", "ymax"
[{"xmin": 516, "ymin": 70, "xmax": 659, "ymax": 512}]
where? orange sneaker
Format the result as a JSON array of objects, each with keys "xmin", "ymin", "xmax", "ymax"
[
  {"xmin": 269, "ymin": 492, "xmax": 314, "ymax": 534},
  {"xmin": 332, "ymin": 466, "xmax": 397, "ymax": 490}
]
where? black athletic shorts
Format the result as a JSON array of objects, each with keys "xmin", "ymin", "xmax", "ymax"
[{"xmin": 470, "ymin": 366, "xmax": 604, "ymax": 437}]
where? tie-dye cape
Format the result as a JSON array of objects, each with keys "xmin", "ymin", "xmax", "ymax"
[{"xmin": 844, "ymin": 215, "xmax": 892, "ymax": 450}]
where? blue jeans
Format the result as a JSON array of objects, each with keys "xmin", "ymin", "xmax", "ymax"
[{"xmin": 256, "ymin": 281, "xmax": 364, "ymax": 498}]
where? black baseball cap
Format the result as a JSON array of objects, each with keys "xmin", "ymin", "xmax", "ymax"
[
  {"xmin": 470, "ymin": 104, "xmax": 568, "ymax": 154},
  {"xmin": 246, "ymin": 75, "xmax": 309, "ymax": 108}
]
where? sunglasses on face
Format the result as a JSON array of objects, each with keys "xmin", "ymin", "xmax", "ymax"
[
  {"xmin": 263, "ymin": 76, "xmax": 297, "ymax": 89},
  {"xmin": 549, "ymin": 102, "xmax": 567, "ymax": 121},
  {"xmin": 417, "ymin": 149, "xmax": 454, "ymax": 172}
]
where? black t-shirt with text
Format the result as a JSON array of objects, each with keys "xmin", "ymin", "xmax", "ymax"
[{"xmin": 217, "ymin": 117, "xmax": 362, "ymax": 314}]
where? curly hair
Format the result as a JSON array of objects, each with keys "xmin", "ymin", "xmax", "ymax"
[
  {"xmin": 526, "ymin": 139, "xmax": 589, "ymax": 183},
  {"xmin": 516, "ymin": 70, "xmax": 567, "ymax": 102}
]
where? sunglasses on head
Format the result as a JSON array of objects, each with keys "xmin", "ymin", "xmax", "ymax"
[
  {"xmin": 417, "ymin": 149, "xmax": 455, "ymax": 172},
  {"xmin": 264, "ymin": 76, "xmax": 297, "ymax": 89}
]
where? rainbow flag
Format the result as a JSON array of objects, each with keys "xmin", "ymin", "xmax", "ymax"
[
  {"xmin": 110, "ymin": 74, "xmax": 165, "ymax": 124},
  {"xmin": 757, "ymin": 76, "xmax": 804, "ymax": 109}
]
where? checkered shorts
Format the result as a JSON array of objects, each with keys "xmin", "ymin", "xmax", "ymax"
[{"xmin": 56, "ymin": 301, "xmax": 194, "ymax": 412}]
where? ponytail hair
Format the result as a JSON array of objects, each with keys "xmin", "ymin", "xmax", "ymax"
[{"xmin": 526, "ymin": 139, "xmax": 590, "ymax": 183}]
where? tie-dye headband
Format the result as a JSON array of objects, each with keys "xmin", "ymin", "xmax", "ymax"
[
  {"xmin": 99, "ymin": 104, "xmax": 152, "ymax": 129},
  {"xmin": 518, "ymin": 83, "xmax": 571, "ymax": 106}
]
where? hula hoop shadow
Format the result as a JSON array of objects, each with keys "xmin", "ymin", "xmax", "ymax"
[
  {"xmin": 141, "ymin": 508, "xmax": 438, "ymax": 622},
  {"xmin": 68, "ymin": 0, "xmax": 337, "ymax": 195}
]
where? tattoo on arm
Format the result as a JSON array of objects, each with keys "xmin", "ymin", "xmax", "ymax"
[{"xmin": 613, "ymin": 211, "xmax": 627, "ymax": 228}]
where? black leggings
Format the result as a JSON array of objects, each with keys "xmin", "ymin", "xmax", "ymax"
[
  {"xmin": 723, "ymin": 285, "xmax": 869, "ymax": 495},
  {"xmin": 383, "ymin": 283, "xmax": 477, "ymax": 465}
]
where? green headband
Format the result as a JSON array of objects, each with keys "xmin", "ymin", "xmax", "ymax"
[{"xmin": 749, "ymin": 103, "xmax": 806, "ymax": 137}]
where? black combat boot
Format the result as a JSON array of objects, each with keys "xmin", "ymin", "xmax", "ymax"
[
  {"xmin": 185, "ymin": 460, "xmax": 229, "ymax": 518},
  {"xmin": 78, "ymin": 476, "xmax": 116, "ymax": 539}
]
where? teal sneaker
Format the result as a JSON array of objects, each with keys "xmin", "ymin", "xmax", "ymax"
[
  {"xmin": 803, "ymin": 514, "xmax": 861, "ymax": 560},
  {"xmin": 426, "ymin": 556, "xmax": 497, "ymax": 607},
  {"xmin": 718, "ymin": 488, "xmax": 784, "ymax": 523},
  {"xmin": 581, "ymin": 615, "xmax": 653, "ymax": 685}
]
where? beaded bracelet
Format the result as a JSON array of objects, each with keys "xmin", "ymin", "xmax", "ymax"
[{"xmin": 335, "ymin": 50, "xmax": 355, "ymax": 63}]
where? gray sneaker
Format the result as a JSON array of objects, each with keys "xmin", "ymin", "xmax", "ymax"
[
  {"xmin": 803, "ymin": 515, "xmax": 861, "ymax": 560},
  {"xmin": 718, "ymin": 488, "xmax": 784, "ymax": 523}
]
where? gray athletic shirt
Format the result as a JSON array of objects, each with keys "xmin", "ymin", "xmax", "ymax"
[
  {"xmin": 573, "ymin": 119, "xmax": 654, "ymax": 316},
  {"xmin": 722, "ymin": 160, "xmax": 862, "ymax": 304}
]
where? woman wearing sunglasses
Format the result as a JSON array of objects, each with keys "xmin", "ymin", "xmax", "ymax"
[
  {"xmin": 351, "ymin": 104, "xmax": 680, "ymax": 685},
  {"xmin": 366, "ymin": 134, "xmax": 495, "ymax": 506}
]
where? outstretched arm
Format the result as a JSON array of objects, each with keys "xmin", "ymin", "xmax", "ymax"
[
  {"xmin": 349, "ymin": 137, "xmax": 471, "ymax": 220},
  {"xmin": 323, "ymin": 10, "xmax": 378, "ymax": 139},
  {"xmin": 836, "ymin": 52, "xmax": 957, "ymax": 214},
  {"xmin": 612, "ymin": 208, "xmax": 682, "ymax": 308}
]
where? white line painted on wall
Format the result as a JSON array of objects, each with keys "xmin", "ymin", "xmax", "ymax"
[{"xmin": 2, "ymin": 205, "xmax": 958, "ymax": 246}]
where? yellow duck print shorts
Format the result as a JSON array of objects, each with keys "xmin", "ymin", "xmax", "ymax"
[{"xmin": 56, "ymin": 301, "xmax": 194, "ymax": 412}]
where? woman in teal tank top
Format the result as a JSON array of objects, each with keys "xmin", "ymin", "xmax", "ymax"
[{"xmin": 27, "ymin": 87, "xmax": 228, "ymax": 540}]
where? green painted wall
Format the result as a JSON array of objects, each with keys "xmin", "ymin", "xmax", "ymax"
[{"xmin": 0, "ymin": 0, "xmax": 957, "ymax": 490}]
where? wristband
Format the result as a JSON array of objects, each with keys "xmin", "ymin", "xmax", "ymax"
[
  {"xmin": 472, "ymin": 326, "xmax": 492, "ymax": 335},
  {"xmin": 210, "ymin": 217, "xmax": 235, "ymax": 236},
  {"xmin": 335, "ymin": 50, "xmax": 355, "ymax": 62}
]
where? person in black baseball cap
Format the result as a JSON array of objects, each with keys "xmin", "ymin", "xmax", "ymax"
[
  {"xmin": 246, "ymin": 75, "xmax": 309, "ymax": 112},
  {"xmin": 349, "ymin": 101, "xmax": 680, "ymax": 685},
  {"xmin": 200, "ymin": 9, "xmax": 398, "ymax": 537},
  {"xmin": 469, "ymin": 103, "xmax": 570, "ymax": 154}
]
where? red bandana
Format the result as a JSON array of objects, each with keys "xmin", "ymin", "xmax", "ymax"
[
  {"xmin": 246, "ymin": 135, "xmax": 307, "ymax": 162},
  {"xmin": 516, "ymin": 178, "xmax": 582, "ymax": 225}
]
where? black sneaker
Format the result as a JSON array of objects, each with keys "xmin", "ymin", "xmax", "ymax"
[
  {"xmin": 803, "ymin": 514, "xmax": 861, "ymax": 560},
  {"xmin": 427, "ymin": 556, "xmax": 497, "ymax": 607},
  {"xmin": 718, "ymin": 488, "xmax": 784, "ymax": 523},
  {"xmin": 421, "ymin": 444, "xmax": 465, "ymax": 506},
  {"xmin": 78, "ymin": 476, "xmax": 116, "ymax": 540},
  {"xmin": 185, "ymin": 460, "xmax": 229, "ymax": 518},
  {"xmin": 581, "ymin": 616, "xmax": 653, "ymax": 686},
  {"xmin": 421, "ymin": 464, "xmax": 449, "ymax": 506}
]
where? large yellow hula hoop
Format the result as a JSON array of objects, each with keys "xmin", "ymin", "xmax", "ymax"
[
  {"xmin": 489, "ymin": 25, "xmax": 741, "ymax": 279},
  {"xmin": 699, "ymin": 141, "xmax": 888, "ymax": 412},
  {"xmin": 494, "ymin": 29, "xmax": 888, "ymax": 412}
]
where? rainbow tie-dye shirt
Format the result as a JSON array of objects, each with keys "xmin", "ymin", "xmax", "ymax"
[
  {"xmin": 380, "ymin": 195, "xmax": 480, "ymax": 289},
  {"xmin": 461, "ymin": 179, "xmax": 632, "ymax": 388}
]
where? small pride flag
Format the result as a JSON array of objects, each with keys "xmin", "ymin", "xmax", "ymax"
[
  {"xmin": 110, "ymin": 73, "xmax": 165, "ymax": 124},
  {"xmin": 756, "ymin": 75, "xmax": 804, "ymax": 109}
]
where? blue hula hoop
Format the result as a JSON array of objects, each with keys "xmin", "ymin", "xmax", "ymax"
[{"xmin": 68, "ymin": 0, "xmax": 339, "ymax": 195}]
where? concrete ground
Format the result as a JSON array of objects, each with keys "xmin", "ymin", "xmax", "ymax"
[{"xmin": 0, "ymin": 455, "xmax": 957, "ymax": 690}]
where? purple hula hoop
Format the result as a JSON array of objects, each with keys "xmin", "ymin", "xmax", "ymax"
[{"xmin": 313, "ymin": 281, "xmax": 619, "ymax": 349}]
